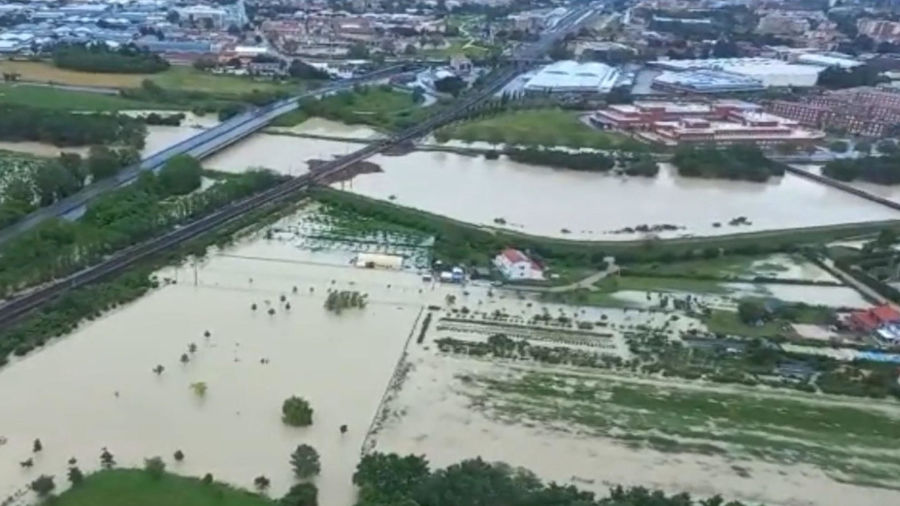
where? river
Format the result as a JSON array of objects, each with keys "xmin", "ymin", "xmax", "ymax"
[{"xmin": 340, "ymin": 156, "xmax": 900, "ymax": 240}]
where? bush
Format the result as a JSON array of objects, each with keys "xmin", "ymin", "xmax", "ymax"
[
  {"xmin": 144, "ymin": 456, "xmax": 166, "ymax": 479},
  {"xmin": 282, "ymin": 396, "xmax": 314, "ymax": 426},
  {"xmin": 282, "ymin": 483, "xmax": 318, "ymax": 506}
]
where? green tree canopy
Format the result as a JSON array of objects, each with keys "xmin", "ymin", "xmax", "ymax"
[
  {"xmin": 158, "ymin": 155, "xmax": 203, "ymax": 196},
  {"xmin": 282, "ymin": 396, "xmax": 314, "ymax": 426},
  {"xmin": 290, "ymin": 444, "xmax": 321, "ymax": 479}
]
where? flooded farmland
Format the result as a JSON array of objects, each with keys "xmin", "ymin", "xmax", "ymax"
[
  {"xmin": 371, "ymin": 320, "xmax": 900, "ymax": 506},
  {"xmin": 341, "ymin": 156, "xmax": 900, "ymax": 240}
]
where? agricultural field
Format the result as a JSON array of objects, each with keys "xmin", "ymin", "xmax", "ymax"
[
  {"xmin": 0, "ymin": 61, "xmax": 300, "ymax": 96},
  {"xmin": 435, "ymin": 108, "xmax": 651, "ymax": 150},
  {"xmin": 371, "ymin": 304, "xmax": 900, "ymax": 506},
  {"xmin": 0, "ymin": 83, "xmax": 177, "ymax": 111}
]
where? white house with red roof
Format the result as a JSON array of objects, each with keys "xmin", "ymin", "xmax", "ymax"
[{"xmin": 493, "ymin": 248, "xmax": 544, "ymax": 281}]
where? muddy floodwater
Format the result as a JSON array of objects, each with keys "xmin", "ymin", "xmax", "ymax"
[
  {"xmin": 0, "ymin": 232, "xmax": 473, "ymax": 505},
  {"xmin": 340, "ymin": 156, "xmax": 900, "ymax": 240},
  {"xmin": 203, "ymin": 133, "xmax": 360, "ymax": 175},
  {"xmin": 0, "ymin": 112, "xmax": 219, "ymax": 160}
]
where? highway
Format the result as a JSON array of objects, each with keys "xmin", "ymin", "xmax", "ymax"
[
  {"xmin": 0, "ymin": 3, "xmax": 599, "ymax": 327},
  {"xmin": 0, "ymin": 64, "xmax": 408, "ymax": 246}
]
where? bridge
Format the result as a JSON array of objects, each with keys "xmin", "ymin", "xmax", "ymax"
[
  {"xmin": 0, "ymin": 64, "xmax": 409, "ymax": 246},
  {"xmin": 0, "ymin": 3, "xmax": 601, "ymax": 327}
]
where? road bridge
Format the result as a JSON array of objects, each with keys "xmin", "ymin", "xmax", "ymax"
[
  {"xmin": 0, "ymin": 64, "xmax": 409, "ymax": 246},
  {"xmin": 0, "ymin": 4, "xmax": 601, "ymax": 328}
]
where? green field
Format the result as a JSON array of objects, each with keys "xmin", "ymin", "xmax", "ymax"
[
  {"xmin": 274, "ymin": 86, "xmax": 429, "ymax": 131},
  {"xmin": 150, "ymin": 66, "xmax": 302, "ymax": 96},
  {"xmin": 0, "ymin": 83, "xmax": 178, "ymax": 111},
  {"xmin": 53, "ymin": 470, "xmax": 274, "ymax": 506},
  {"xmin": 436, "ymin": 108, "xmax": 651, "ymax": 150},
  {"xmin": 468, "ymin": 369, "xmax": 900, "ymax": 488},
  {"xmin": 625, "ymin": 254, "xmax": 797, "ymax": 279},
  {"xmin": 0, "ymin": 61, "xmax": 302, "ymax": 97}
]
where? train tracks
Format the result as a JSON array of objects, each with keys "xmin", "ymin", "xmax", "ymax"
[{"xmin": 0, "ymin": 67, "xmax": 517, "ymax": 328}]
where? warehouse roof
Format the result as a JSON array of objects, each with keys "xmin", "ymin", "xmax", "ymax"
[{"xmin": 524, "ymin": 60, "xmax": 620, "ymax": 93}]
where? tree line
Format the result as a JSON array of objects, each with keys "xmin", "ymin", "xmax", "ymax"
[
  {"xmin": 353, "ymin": 452, "xmax": 749, "ymax": 506},
  {"xmin": 0, "ymin": 104, "xmax": 146, "ymax": 148},
  {"xmin": 52, "ymin": 43, "xmax": 170, "ymax": 74},
  {"xmin": 672, "ymin": 144, "xmax": 784, "ymax": 182},
  {"xmin": 0, "ymin": 148, "xmax": 140, "ymax": 229},
  {"xmin": 506, "ymin": 148, "xmax": 616, "ymax": 172},
  {"xmin": 822, "ymin": 154, "xmax": 900, "ymax": 184},
  {"xmin": 0, "ymin": 159, "xmax": 283, "ymax": 298}
]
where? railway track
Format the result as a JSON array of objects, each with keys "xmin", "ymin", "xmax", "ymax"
[
  {"xmin": 0, "ymin": 67, "xmax": 516, "ymax": 328},
  {"xmin": 0, "ymin": 2, "xmax": 596, "ymax": 328}
]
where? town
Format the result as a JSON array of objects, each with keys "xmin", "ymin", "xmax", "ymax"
[{"xmin": 3, "ymin": 1, "xmax": 900, "ymax": 506}]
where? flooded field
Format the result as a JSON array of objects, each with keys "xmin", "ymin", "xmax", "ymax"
[
  {"xmin": 372, "ymin": 319, "xmax": 900, "ymax": 506},
  {"xmin": 202, "ymin": 133, "xmax": 359, "ymax": 175},
  {"xmin": 0, "ymin": 112, "xmax": 218, "ymax": 160},
  {"xmin": 0, "ymin": 221, "xmax": 483, "ymax": 505},
  {"xmin": 267, "ymin": 118, "xmax": 384, "ymax": 140},
  {"xmin": 342, "ymin": 157, "xmax": 900, "ymax": 240}
]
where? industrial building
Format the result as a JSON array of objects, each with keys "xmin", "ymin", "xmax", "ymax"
[
  {"xmin": 523, "ymin": 60, "xmax": 620, "ymax": 95},
  {"xmin": 651, "ymin": 57, "xmax": 823, "ymax": 88},
  {"xmin": 592, "ymin": 100, "xmax": 762, "ymax": 129},
  {"xmin": 591, "ymin": 100, "xmax": 824, "ymax": 147},
  {"xmin": 652, "ymin": 69, "xmax": 765, "ymax": 94}
]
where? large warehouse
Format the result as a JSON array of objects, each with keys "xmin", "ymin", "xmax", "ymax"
[
  {"xmin": 652, "ymin": 69, "xmax": 765, "ymax": 94},
  {"xmin": 651, "ymin": 57, "xmax": 822, "ymax": 88},
  {"xmin": 523, "ymin": 60, "xmax": 621, "ymax": 95}
]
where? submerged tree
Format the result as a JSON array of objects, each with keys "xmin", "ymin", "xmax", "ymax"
[
  {"xmin": 282, "ymin": 482, "xmax": 318, "ymax": 506},
  {"xmin": 67, "ymin": 466, "xmax": 84, "ymax": 486},
  {"xmin": 324, "ymin": 291, "xmax": 368, "ymax": 314},
  {"xmin": 174, "ymin": 450, "xmax": 185, "ymax": 462},
  {"xmin": 33, "ymin": 438, "xmax": 42, "ymax": 453},
  {"xmin": 190, "ymin": 382, "xmax": 208, "ymax": 397},
  {"xmin": 282, "ymin": 396, "xmax": 314, "ymax": 427},
  {"xmin": 100, "ymin": 447, "xmax": 115, "ymax": 469},
  {"xmin": 29, "ymin": 475, "xmax": 55, "ymax": 497},
  {"xmin": 290, "ymin": 444, "xmax": 321, "ymax": 479},
  {"xmin": 254, "ymin": 475, "xmax": 271, "ymax": 492}
]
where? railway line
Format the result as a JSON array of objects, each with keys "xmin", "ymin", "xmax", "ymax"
[{"xmin": 0, "ymin": 3, "xmax": 598, "ymax": 328}]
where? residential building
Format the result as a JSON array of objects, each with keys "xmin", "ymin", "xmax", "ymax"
[
  {"xmin": 858, "ymin": 18, "xmax": 900, "ymax": 43},
  {"xmin": 844, "ymin": 304, "xmax": 900, "ymax": 334},
  {"xmin": 493, "ymin": 249, "xmax": 544, "ymax": 281},
  {"xmin": 756, "ymin": 12, "xmax": 809, "ymax": 35},
  {"xmin": 767, "ymin": 86, "xmax": 900, "ymax": 137}
]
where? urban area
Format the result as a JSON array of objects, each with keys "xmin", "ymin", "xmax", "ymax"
[{"xmin": 4, "ymin": 0, "xmax": 900, "ymax": 506}]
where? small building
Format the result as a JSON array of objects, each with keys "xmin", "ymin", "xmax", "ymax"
[
  {"xmin": 846, "ymin": 304, "xmax": 900, "ymax": 333},
  {"xmin": 449, "ymin": 54, "xmax": 472, "ymax": 75},
  {"xmin": 493, "ymin": 248, "xmax": 543, "ymax": 281},
  {"xmin": 355, "ymin": 253, "xmax": 403, "ymax": 270}
]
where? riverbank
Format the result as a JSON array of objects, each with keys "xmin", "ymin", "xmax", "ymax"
[{"xmin": 312, "ymin": 187, "xmax": 899, "ymax": 264}]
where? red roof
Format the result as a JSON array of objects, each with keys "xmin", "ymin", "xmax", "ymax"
[
  {"xmin": 848, "ymin": 304, "xmax": 900, "ymax": 331},
  {"xmin": 501, "ymin": 248, "xmax": 529, "ymax": 264}
]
